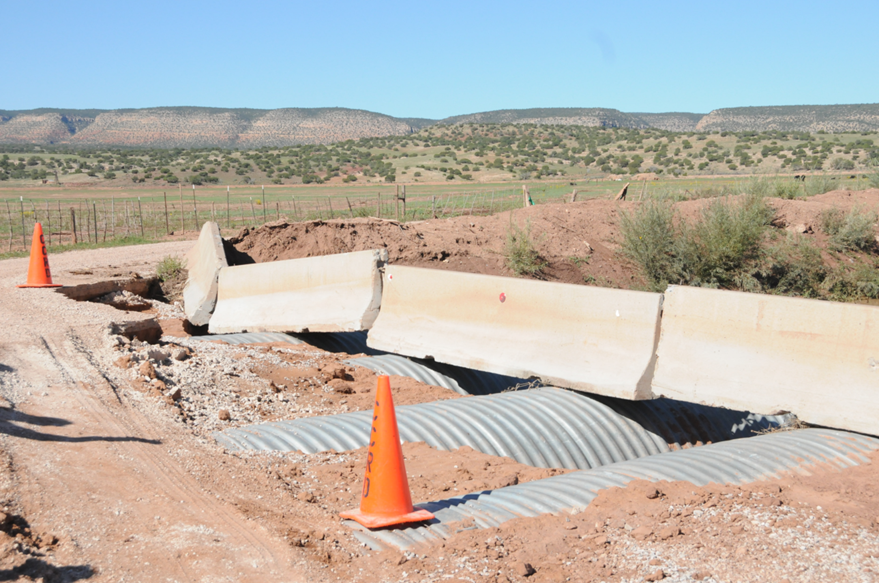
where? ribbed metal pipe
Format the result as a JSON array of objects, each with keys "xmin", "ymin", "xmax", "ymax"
[
  {"xmin": 214, "ymin": 387, "xmax": 785, "ymax": 468},
  {"xmin": 343, "ymin": 355, "xmax": 467, "ymax": 394},
  {"xmin": 349, "ymin": 429, "xmax": 879, "ymax": 551},
  {"xmin": 193, "ymin": 332, "xmax": 305, "ymax": 345},
  {"xmin": 293, "ymin": 331, "xmax": 383, "ymax": 356}
]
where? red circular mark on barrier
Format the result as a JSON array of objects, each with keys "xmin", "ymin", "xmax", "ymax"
[
  {"xmin": 499, "ymin": 292, "xmax": 506, "ymax": 303},
  {"xmin": 388, "ymin": 274, "xmax": 393, "ymax": 281}
]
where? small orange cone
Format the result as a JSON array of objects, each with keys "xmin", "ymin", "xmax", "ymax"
[
  {"xmin": 17, "ymin": 223, "xmax": 61, "ymax": 288},
  {"xmin": 340, "ymin": 375, "xmax": 434, "ymax": 528}
]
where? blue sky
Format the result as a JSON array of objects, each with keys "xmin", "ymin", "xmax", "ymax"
[{"xmin": 3, "ymin": 0, "xmax": 877, "ymax": 119}]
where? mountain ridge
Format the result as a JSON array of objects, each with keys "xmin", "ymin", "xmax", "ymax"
[{"xmin": 1, "ymin": 103, "xmax": 877, "ymax": 148}]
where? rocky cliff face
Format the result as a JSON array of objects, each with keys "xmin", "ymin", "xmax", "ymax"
[
  {"xmin": 0, "ymin": 107, "xmax": 417, "ymax": 148},
  {"xmin": 2, "ymin": 104, "xmax": 879, "ymax": 148},
  {"xmin": 440, "ymin": 108, "xmax": 651, "ymax": 128},
  {"xmin": 695, "ymin": 104, "xmax": 879, "ymax": 133},
  {"xmin": 0, "ymin": 113, "xmax": 82, "ymax": 144}
]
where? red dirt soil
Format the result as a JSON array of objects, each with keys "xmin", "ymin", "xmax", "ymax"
[{"xmin": 230, "ymin": 188, "xmax": 879, "ymax": 293}]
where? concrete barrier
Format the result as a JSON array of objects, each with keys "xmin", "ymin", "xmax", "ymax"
[
  {"xmin": 208, "ymin": 249, "xmax": 388, "ymax": 334},
  {"xmin": 366, "ymin": 266, "xmax": 663, "ymax": 400},
  {"xmin": 652, "ymin": 285, "xmax": 879, "ymax": 435},
  {"xmin": 183, "ymin": 222, "xmax": 228, "ymax": 326}
]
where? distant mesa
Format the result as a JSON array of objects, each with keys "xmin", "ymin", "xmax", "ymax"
[
  {"xmin": 1, "ymin": 103, "xmax": 878, "ymax": 148},
  {"xmin": 0, "ymin": 107, "xmax": 418, "ymax": 148}
]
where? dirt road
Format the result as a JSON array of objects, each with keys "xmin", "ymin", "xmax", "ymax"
[{"xmin": 0, "ymin": 242, "xmax": 303, "ymax": 582}]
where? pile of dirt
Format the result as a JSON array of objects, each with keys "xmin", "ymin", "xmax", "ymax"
[{"xmin": 230, "ymin": 189, "xmax": 879, "ymax": 292}]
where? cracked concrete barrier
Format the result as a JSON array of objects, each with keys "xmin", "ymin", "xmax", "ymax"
[
  {"xmin": 366, "ymin": 266, "xmax": 663, "ymax": 400},
  {"xmin": 208, "ymin": 249, "xmax": 388, "ymax": 334},
  {"xmin": 653, "ymin": 285, "xmax": 879, "ymax": 436},
  {"xmin": 183, "ymin": 221, "xmax": 228, "ymax": 326}
]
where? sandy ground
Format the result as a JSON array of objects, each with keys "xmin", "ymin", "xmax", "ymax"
[{"xmin": 0, "ymin": 195, "xmax": 877, "ymax": 582}]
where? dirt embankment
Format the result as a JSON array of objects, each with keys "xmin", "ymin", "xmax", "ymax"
[{"xmin": 230, "ymin": 189, "xmax": 879, "ymax": 291}]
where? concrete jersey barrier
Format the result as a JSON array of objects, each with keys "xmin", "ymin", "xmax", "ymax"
[
  {"xmin": 653, "ymin": 285, "xmax": 879, "ymax": 436},
  {"xmin": 366, "ymin": 266, "xmax": 663, "ymax": 400},
  {"xmin": 183, "ymin": 221, "xmax": 228, "ymax": 326},
  {"xmin": 208, "ymin": 249, "xmax": 388, "ymax": 334}
]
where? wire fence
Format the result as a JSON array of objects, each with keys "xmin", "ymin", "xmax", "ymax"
[{"xmin": 1, "ymin": 183, "xmax": 577, "ymax": 254}]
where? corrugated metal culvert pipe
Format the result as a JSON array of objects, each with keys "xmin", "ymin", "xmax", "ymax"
[
  {"xmin": 214, "ymin": 387, "xmax": 789, "ymax": 469},
  {"xmin": 347, "ymin": 429, "xmax": 879, "ymax": 551}
]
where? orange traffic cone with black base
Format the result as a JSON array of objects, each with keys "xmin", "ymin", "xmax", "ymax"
[
  {"xmin": 17, "ymin": 223, "xmax": 61, "ymax": 288},
  {"xmin": 340, "ymin": 375, "xmax": 434, "ymax": 528}
]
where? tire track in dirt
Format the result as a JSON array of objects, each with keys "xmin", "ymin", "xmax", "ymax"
[{"xmin": 0, "ymin": 250, "xmax": 302, "ymax": 581}]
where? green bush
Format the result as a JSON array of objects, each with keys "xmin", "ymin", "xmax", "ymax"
[
  {"xmin": 620, "ymin": 193, "xmax": 774, "ymax": 290},
  {"xmin": 157, "ymin": 255, "xmax": 184, "ymax": 282},
  {"xmin": 680, "ymin": 193, "xmax": 775, "ymax": 288},
  {"xmin": 825, "ymin": 262, "xmax": 879, "ymax": 301},
  {"xmin": 504, "ymin": 220, "xmax": 545, "ymax": 277},
  {"xmin": 820, "ymin": 207, "xmax": 877, "ymax": 251},
  {"xmin": 740, "ymin": 176, "xmax": 801, "ymax": 199},
  {"xmin": 804, "ymin": 174, "xmax": 836, "ymax": 196},
  {"xmin": 619, "ymin": 199, "xmax": 678, "ymax": 291},
  {"xmin": 744, "ymin": 234, "xmax": 826, "ymax": 298},
  {"xmin": 831, "ymin": 157, "xmax": 855, "ymax": 170}
]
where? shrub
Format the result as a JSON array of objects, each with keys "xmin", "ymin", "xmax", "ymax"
[
  {"xmin": 744, "ymin": 234, "xmax": 826, "ymax": 298},
  {"xmin": 619, "ymin": 199, "xmax": 678, "ymax": 291},
  {"xmin": 825, "ymin": 262, "xmax": 879, "ymax": 301},
  {"xmin": 820, "ymin": 207, "xmax": 877, "ymax": 251},
  {"xmin": 804, "ymin": 174, "xmax": 836, "ymax": 196},
  {"xmin": 157, "ymin": 255, "xmax": 184, "ymax": 282},
  {"xmin": 504, "ymin": 220, "xmax": 545, "ymax": 277},
  {"xmin": 740, "ymin": 176, "xmax": 801, "ymax": 199},
  {"xmin": 831, "ymin": 157, "xmax": 855, "ymax": 170},
  {"xmin": 679, "ymin": 193, "xmax": 775, "ymax": 288}
]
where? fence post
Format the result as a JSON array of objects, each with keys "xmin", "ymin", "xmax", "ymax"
[
  {"xmin": 192, "ymin": 185, "xmax": 198, "ymax": 231},
  {"xmin": 19, "ymin": 197, "xmax": 26, "ymax": 249},
  {"xmin": 226, "ymin": 186, "xmax": 230, "ymax": 229},
  {"xmin": 346, "ymin": 197, "xmax": 354, "ymax": 218},
  {"xmin": 163, "ymin": 192, "xmax": 170, "ymax": 234},
  {"xmin": 70, "ymin": 208, "xmax": 77, "ymax": 244},
  {"xmin": 111, "ymin": 196, "xmax": 116, "ymax": 238},
  {"xmin": 5, "ymin": 200, "xmax": 13, "ymax": 252},
  {"xmin": 179, "ymin": 186, "xmax": 185, "ymax": 233},
  {"xmin": 137, "ymin": 198, "xmax": 144, "ymax": 237},
  {"xmin": 377, "ymin": 193, "xmax": 382, "ymax": 218},
  {"xmin": 93, "ymin": 202, "xmax": 99, "ymax": 242},
  {"xmin": 432, "ymin": 195, "xmax": 436, "ymax": 219},
  {"xmin": 262, "ymin": 186, "xmax": 267, "ymax": 223},
  {"xmin": 45, "ymin": 200, "xmax": 52, "ymax": 246},
  {"xmin": 327, "ymin": 197, "xmax": 334, "ymax": 219}
]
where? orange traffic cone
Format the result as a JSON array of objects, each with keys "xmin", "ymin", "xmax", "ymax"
[
  {"xmin": 17, "ymin": 223, "xmax": 61, "ymax": 288},
  {"xmin": 340, "ymin": 375, "xmax": 434, "ymax": 528}
]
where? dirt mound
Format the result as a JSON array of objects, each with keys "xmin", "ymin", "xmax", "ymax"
[
  {"xmin": 230, "ymin": 189, "xmax": 879, "ymax": 293},
  {"xmin": 230, "ymin": 199, "xmax": 639, "ymax": 288}
]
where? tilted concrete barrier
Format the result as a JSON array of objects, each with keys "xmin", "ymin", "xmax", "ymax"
[
  {"xmin": 653, "ymin": 285, "xmax": 879, "ymax": 435},
  {"xmin": 366, "ymin": 266, "xmax": 663, "ymax": 400},
  {"xmin": 208, "ymin": 249, "xmax": 388, "ymax": 334},
  {"xmin": 183, "ymin": 222, "xmax": 228, "ymax": 326}
]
